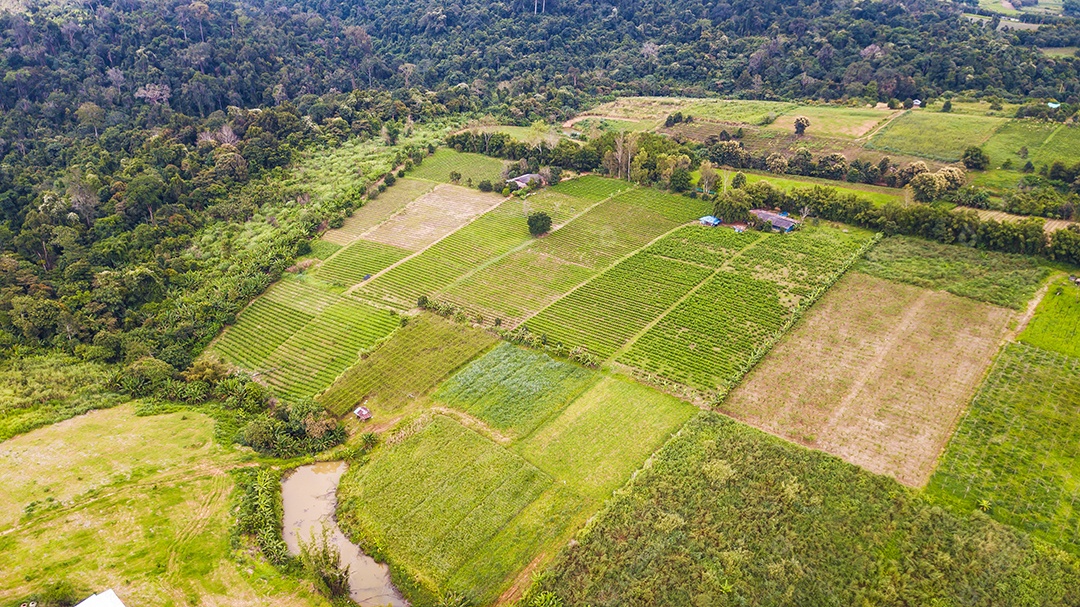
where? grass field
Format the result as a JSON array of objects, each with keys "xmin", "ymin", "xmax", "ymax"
[
  {"xmin": 928, "ymin": 343, "xmax": 1080, "ymax": 554},
  {"xmin": 762, "ymin": 105, "xmax": 897, "ymax": 139},
  {"xmin": 724, "ymin": 272, "xmax": 1014, "ymax": 486},
  {"xmin": 1019, "ymin": 276, "xmax": 1080, "ymax": 358},
  {"xmin": 1041, "ymin": 46, "xmax": 1080, "ymax": 57},
  {"xmin": 729, "ymin": 169, "xmax": 906, "ymax": 206},
  {"xmin": 319, "ymin": 313, "xmax": 498, "ymax": 417},
  {"xmin": 321, "ymin": 178, "xmax": 436, "ymax": 246},
  {"xmin": 682, "ymin": 99, "xmax": 798, "ymax": 125},
  {"xmin": 313, "ymin": 239, "xmax": 411, "ymax": 287},
  {"xmin": 434, "ymin": 343, "xmax": 598, "ymax": 438},
  {"xmin": 867, "ymin": 110, "xmax": 1005, "ymax": 161},
  {"xmin": 409, "ymin": 148, "xmax": 508, "ymax": 185},
  {"xmin": 856, "ymin": 235, "xmax": 1051, "ymax": 309},
  {"xmin": 0, "ymin": 406, "xmax": 325, "ymax": 607},
  {"xmin": 539, "ymin": 412, "xmax": 1080, "ymax": 606},
  {"xmin": 0, "ymin": 354, "xmax": 122, "ymax": 442}
]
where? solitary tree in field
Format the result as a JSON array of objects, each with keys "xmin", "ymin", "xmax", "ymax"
[
  {"xmin": 794, "ymin": 116, "xmax": 811, "ymax": 136},
  {"xmin": 527, "ymin": 211, "xmax": 551, "ymax": 236}
]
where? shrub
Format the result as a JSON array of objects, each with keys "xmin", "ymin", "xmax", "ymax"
[
  {"xmin": 527, "ymin": 211, "xmax": 552, "ymax": 236},
  {"xmin": 730, "ymin": 171, "xmax": 747, "ymax": 189},
  {"xmin": 299, "ymin": 529, "xmax": 350, "ymax": 598},
  {"xmin": 384, "ymin": 173, "xmax": 396, "ymax": 186},
  {"xmin": 793, "ymin": 116, "xmax": 811, "ymax": 135},
  {"xmin": 477, "ymin": 179, "xmax": 494, "ymax": 192},
  {"xmin": 941, "ymin": 99, "xmax": 953, "ymax": 112},
  {"xmin": 962, "ymin": 146, "xmax": 990, "ymax": 171},
  {"xmin": 396, "ymin": 168, "xmax": 405, "ymax": 178}
]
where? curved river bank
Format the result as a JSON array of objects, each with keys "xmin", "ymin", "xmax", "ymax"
[{"xmin": 281, "ymin": 461, "xmax": 407, "ymax": 607}]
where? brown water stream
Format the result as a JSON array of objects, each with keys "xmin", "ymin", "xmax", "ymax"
[{"xmin": 281, "ymin": 461, "xmax": 407, "ymax": 607}]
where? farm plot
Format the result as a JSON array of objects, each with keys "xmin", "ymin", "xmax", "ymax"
[
  {"xmin": 763, "ymin": 105, "xmax": 897, "ymax": 139},
  {"xmin": 211, "ymin": 298, "xmax": 313, "ymax": 370},
  {"xmin": 434, "ymin": 343, "xmax": 598, "ymax": 438},
  {"xmin": 644, "ymin": 224, "xmax": 763, "ymax": 267},
  {"xmin": 526, "ymin": 253, "xmax": 714, "ymax": 358},
  {"xmin": 260, "ymin": 276, "xmax": 342, "ymax": 314},
  {"xmin": 546, "ymin": 174, "xmax": 630, "ymax": 202},
  {"xmin": 306, "ymin": 239, "xmax": 341, "ymax": 260},
  {"xmin": 856, "ymin": 235, "xmax": 1050, "ymax": 309},
  {"xmin": 682, "ymin": 99, "xmax": 798, "ymax": 125},
  {"xmin": 361, "ymin": 184, "xmax": 501, "ymax": 252},
  {"xmin": 928, "ymin": 343, "xmax": 1080, "ymax": 554},
  {"xmin": 1019, "ymin": 276, "xmax": 1080, "ymax": 358},
  {"xmin": 408, "ymin": 148, "xmax": 508, "ymax": 185},
  {"xmin": 981, "ymin": 120, "xmax": 1059, "ymax": 170},
  {"xmin": 724, "ymin": 272, "xmax": 1014, "ymax": 486},
  {"xmin": 321, "ymin": 177, "xmax": 436, "ymax": 246},
  {"xmin": 260, "ymin": 299, "xmax": 400, "ymax": 400},
  {"xmin": 538, "ymin": 413, "xmax": 1080, "ymax": 607},
  {"xmin": 313, "ymin": 239, "xmax": 411, "ymax": 288},
  {"xmin": 319, "ymin": 313, "xmax": 497, "ymax": 417},
  {"xmin": 516, "ymin": 376, "xmax": 697, "ymax": 498},
  {"xmin": 866, "ymin": 111, "xmax": 1005, "ymax": 161}
]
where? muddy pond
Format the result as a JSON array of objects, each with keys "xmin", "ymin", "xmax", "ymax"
[{"xmin": 281, "ymin": 461, "xmax": 407, "ymax": 607}]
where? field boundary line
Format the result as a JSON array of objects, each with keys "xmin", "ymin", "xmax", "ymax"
[
  {"xmin": 606, "ymin": 236, "xmax": 770, "ymax": 364},
  {"xmin": 318, "ymin": 180, "xmax": 438, "ymax": 264}
]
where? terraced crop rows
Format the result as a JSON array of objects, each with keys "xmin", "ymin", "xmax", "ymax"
[
  {"xmin": 210, "ymin": 298, "xmax": 313, "ymax": 370},
  {"xmin": 314, "ymin": 239, "xmax": 411, "ymax": 287},
  {"xmin": 261, "ymin": 299, "xmax": 400, "ymax": 399},
  {"xmin": 260, "ymin": 277, "xmax": 341, "ymax": 314}
]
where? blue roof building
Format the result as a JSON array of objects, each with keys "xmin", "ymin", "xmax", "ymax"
[{"xmin": 699, "ymin": 215, "xmax": 721, "ymax": 227}]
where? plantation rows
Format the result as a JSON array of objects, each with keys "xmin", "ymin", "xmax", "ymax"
[
  {"xmin": 314, "ymin": 239, "xmax": 411, "ymax": 287},
  {"xmin": 434, "ymin": 343, "xmax": 598, "ymax": 437},
  {"xmin": 320, "ymin": 314, "xmax": 497, "ymax": 416},
  {"xmin": 644, "ymin": 225, "xmax": 763, "ymax": 268},
  {"xmin": 928, "ymin": 343, "xmax": 1080, "ymax": 554},
  {"xmin": 608, "ymin": 187, "xmax": 711, "ymax": 223},
  {"xmin": 546, "ymin": 175, "xmax": 629, "ymax": 202},
  {"xmin": 527, "ymin": 253, "xmax": 714, "ymax": 358},
  {"xmin": 211, "ymin": 298, "xmax": 313, "ymax": 370},
  {"xmin": 261, "ymin": 276, "xmax": 341, "ymax": 315},
  {"xmin": 261, "ymin": 299, "xmax": 400, "ymax": 400}
]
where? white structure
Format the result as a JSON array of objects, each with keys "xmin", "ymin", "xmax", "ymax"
[{"xmin": 75, "ymin": 589, "xmax": 126, "ymax": 607}]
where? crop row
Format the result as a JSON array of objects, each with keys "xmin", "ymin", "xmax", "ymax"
[
  {"xmin": 261, "ymin": 299, "xmax": 400, "ymax": 400},
  {"xmin": 546, "ymin": 175, "xmax": 629, "ymax": 202},
  {"xmin": 608, "ymin": 187, "xmax": 712, "ymax": 223},
  {"xmin": 314, "ymin": 239, "xmax": 411, "ymax": 287},
  {"xmin": 644, "ymin": 224, "xmax": 763, "ymax": 268},
  {"xmin": 261, "ymin": 276, "xmax": 341, "ymax": 315},
  {"xmin": 211, "ymin": 298, "xmax": 314, "ymax": 369},
  {"xmin": 320, "ymin": 313, "xmax": 497, "ymax": 416},
  {"xmin": 619, "ymin": 271, "xmax": 789, "ymax": 392},
  {"xmin": 526, "ymin": 253, "xmax": 714, "ymax": 358}
]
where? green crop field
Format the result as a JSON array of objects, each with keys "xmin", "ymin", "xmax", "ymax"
[
  {"xmin": 546, "ymin": 174, "xmax": 631, "ymax": 202},
  {"xmin": 982, "ymin": 120, "xmax": 1059, "ymax": 169},
  {"xmin": 212, "ymin": 298, "xmax": 314, "ymax": 369},
  {"xmin": 763, "ymin": 104, "xmax": 896, "ymax": 139},
  {"xmin": 928, "ymin": 343, "xmax": 1080, "ymax": 554},
  {"xmin": 867, "ymin": 111, "xmax": 1005, "ymax": 161},
  {"xmin": 730, "ymin": 170, "xmax": 906, "ymax": 206},
  {"xmin": 539, "ymin": 412, "xmax": 1080, "ymax": 606},
  {"xmin": 319, "ymin": 313, "xmax": 498, "ymax": 417},
  {"xmin": 517, "ymin": 376, "xmax": 697, "ymax": 498},
  {"xmin": 1019, "ymin": 276, "xmax": 1080, "ymax": 358},
  {"xmin": 434, "ymin": 343, "xmax": 598, "ymax": 438},
  {"xmin": 644, "ymin": 224, "xmax": 763, "ymax": 267},
  {"xmin": 408, "ymin": 148, "xmax": 508, "ymax": 185},
  {"xmin": 857, "ymin": 235, "xmax": 1051, "ymax": 309},
  {"xmin": 313, "ymin": 239, "xmax": 411, "ymax": 287},
  {"xmin": 306, "ymin": 239, "xmax": 341, "ymax": 260},
  {"xmin": 683, "ymin": 99, "xmax": 798, "ymax": 125}
]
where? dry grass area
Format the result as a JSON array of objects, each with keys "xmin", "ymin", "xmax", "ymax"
[
  {"xmin": 976, "ymin": 209, "xmax": 1076, "ymax": 233},
  {"xmin": 723, "ymin": 272, "xmax": 1014, "ymax": 487},
  {"xmin": 361, "ymin": 184, "xmax": 502, "ymax": 251},
  {"xmin": 322, "ymin": 178, "xmax": 435, "ymax": 246}
]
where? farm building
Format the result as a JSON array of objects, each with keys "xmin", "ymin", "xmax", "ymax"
[
  {"xmin": 507, "ymin": 173, "xmax": 545, "ymax": 189},
  {"xmin": 354, "ymin": 405, "xmax": 373, "ymax": 421},
  {"xmin": 750, "ymin": 209, "xmax": 800, "ymax": 232},
  {"xmin": 699, "ymin": 215, "xmax": 721, "ymax": 227}
]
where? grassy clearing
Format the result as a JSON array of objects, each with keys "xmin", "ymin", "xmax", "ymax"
[
  {"xmin": 434, "ymin": 343, "xmax": 598, "ymax": 438},
  {"xmin": 0, "ymin": 354, "xmax": 123, "ymax": 441},
  {"xmin": 867, "ymin": 111, "xmax": 1005, "ymax": 161},
  {"xmin": 725, "ymin": 272, "xmax": 1014, "ymax": 486},
  {"xmin": 314, "ymin": 240, "xmax": 411, "ymax": 288},
  {"xmin": 726, "ymin": 169, "xmax": 906, "ymax": 206},
  {"xmin": 319, "ymin": 313, "xmax": 497, "ymax": 417},
  {"xmin": 682, "ymin": 99, "xmax": 798, "ymax": 125},
  {"xmin": 928, "ymin": 343, "xmax": 1080, "ymax": 554},
  {"xmin": 764, "ymin": 105, "xmax": 896, "ymax": 139},
  {"xmin": 540, "ymin": 412, "xmax": 1080, "ymax": 607},
  {"xmin": 1042, "ymin": 46, "xmax": 1080, "ymax": 57},
  {"xmin": 856, "ymin": 235, "xmax": 1051, "ymax": 309},
  {"xmin": 0, "ymin": 405, "xmax": 324, "ymax": 607},
  {"xmin": 516, "ymin": 376, "xmax": 697, "ymax": 499},
  {"xmin": 1019, "ymin": 276, "xmax": 1080, "ymax": 358},
  {"xmin": 408, "ymin": 148, "xmax": 508, "ymax": 185}
]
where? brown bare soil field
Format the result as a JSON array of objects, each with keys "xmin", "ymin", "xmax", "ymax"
[
  {"xmin": 976, "ymin": 209, "xmax": 1076, "ymax": 233},
  {"xmin": 360, "ymin": 184, "xmax": 502, "ymax": 251},
  {"xmin": 321, "ymin": 178, "xmax": 435, "ymax": 245},
  {"xmin": 723, "ymin": 271, "xmax": 1014, "ymax": 487}
]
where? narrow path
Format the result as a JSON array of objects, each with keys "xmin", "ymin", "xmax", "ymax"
[{"xmin": 1007, "ymin": 275, "xmax": 1054, "ymax": 341}]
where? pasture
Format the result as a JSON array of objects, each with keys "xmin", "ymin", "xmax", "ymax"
[
  {"xmin": 856, "ymin": 235, "xmax": 1051, "ymax": 309},
  {"xmin": 360, "ymin": 184, "xmax": 501, "ymax": 252},
  {"xmin": 928, "ymin": 343, "xmax": 1080, "ymax": 554},
  {"xmin": 0, "ymin": 406, "xmax": 324, "ymax": 607},
  {"xmin": 724, "ymin": 272, "xmax": 1014, "ymax": 486},
  {"xmin": 321, "ymin": 178, "xmax": 435, "ymax": 246},
  {"xmin": 1019, "ymin": 276, "xmax": 1080, "ymax": 358},
  {"xmin": 408, "ymin": 148, "xmax": 508, "ymax": 185},
  {"xmin": 319, "ymin": 313, "xmax": 497, "ymax": 417},
  {"xmin": 539, "ymin": 413, "xmax": 1080, "ymax": 606},
  {"xmin": 866, "ymin": 110, "xmax": 1005, "ymax": 161}
]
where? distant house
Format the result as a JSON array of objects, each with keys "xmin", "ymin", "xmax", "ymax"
[
  {"xmin": 699, "ymin": 215, "xmax": 721, "ymax": 227},
  {"xmin": 507, "ymin": 173, "xmax": 545, "ymax": 189},
  {"xmin": 75, "ymin": 590, "xmax": 127, "ymax": 607},
  {"xmin": 750, "ymin": 209, "xmax": 800, "ymax": 232},
  {"xmin": 1048, "ymin": 102, "xmax": 1062, "ymax": 109},
  {"xmin": 353, "ymin": 406, "xmax": 372, "ymax": 421},
  {"xmin": 912, "ymin": 99, "xmax": 922, "ymax": 107}
]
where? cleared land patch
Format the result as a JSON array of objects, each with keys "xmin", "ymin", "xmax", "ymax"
[
  {"xmin": 856, "ymin": 235, "xmax": 1050, "ymax": 309},
  {"xmin": 683, "ymin": 99, "xmax": 798, "ymax": 125},
  {"xmin": 764, "ymin": 105, "xmax": 897, "ymax": 139},
  {"xmin": 361, "ymin": 184, "xmax": 502, "ymax": 251},
  {"xmin": 867, "ymin": 111, "xmax": 1005, "ymax": 161},
  {"xmin": 975, "ymin": 209, "xmax": 1076, "ymax": 233},
  {"xmin": 1019, "ymin": 276, "xmax": 1080, "ymax": 358},
  {"xmin": 321, "ymin": 177, "xmax": 435, "ymax": 246},
  {"xmin": 319, "ymin": 313, "xmax": 498, "ymax": 417},
  {"xmin": 408, "ymin": 148, "xmax": 508, "ymax": 185},
  {"xmin": 928, "ymin": 343, "xmax": 1080, "ymax": 554},
  {"xmin": 539, "ymin": 413, "xmax": 1080, "ymax": 606},
  {"xmin": 723, "ymin": 271, "xmax": 1014, "ymax": 486}
]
